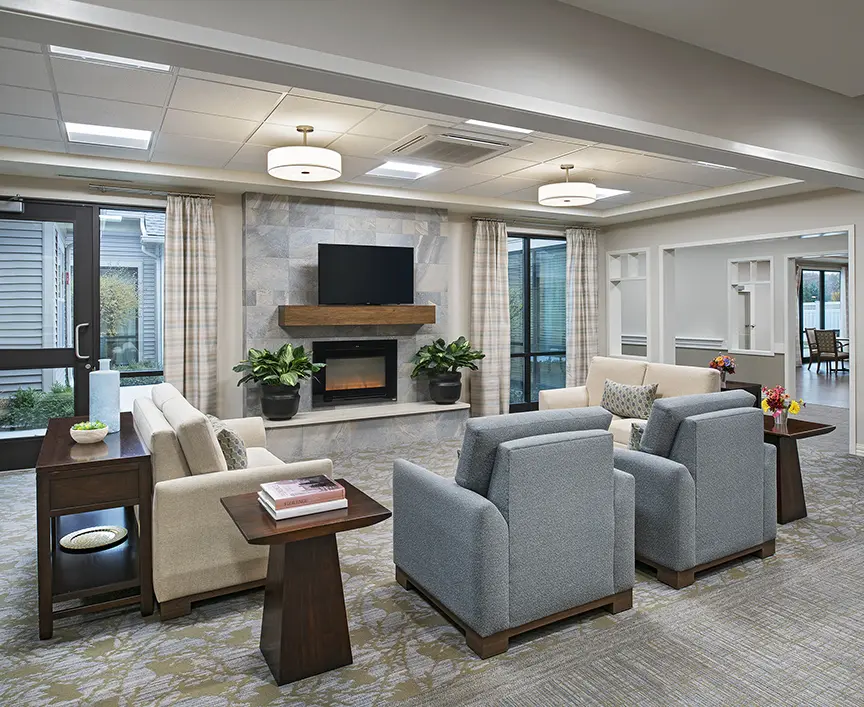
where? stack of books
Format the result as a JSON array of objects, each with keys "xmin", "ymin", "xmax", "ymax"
[{"xmin": 258, "ymin": 475, "xmax": 347, "ymax": 521}]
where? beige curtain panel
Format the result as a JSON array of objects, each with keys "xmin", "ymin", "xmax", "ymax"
[
  {"xmin": 164, "ymin": 195, "xmax": 218, "ymax": 414},
  {"xmin": 470, "ymin": 219, "xmax": 511, "ymax": 416},
  {"xmin": 565, "ymin": 227, "xmax": 599, "ymax": 387}
]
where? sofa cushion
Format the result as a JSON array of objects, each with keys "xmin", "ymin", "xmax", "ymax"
[
  {"xmin": 639, "ymin": 390, "xmax": 757, "ymax": 458},
  {"xmin": 151, "ymin": 382, "xmax": 184, "ymax": 411},
  {"xmin": 644, "ymin": 362, "xmax": 720, "ymax": 399},
  {"xmin": 455, "ymin": 407, "xmax": 613, "ymax": 497},
  {"xmin": 133, "ymin": 397, "xmax": 190, "ymax": 484},
  {"xmin": 601, "ymin": 379, "xmax": 658, "ymax": 419},
  {"xmin": 206, "ymin": 415, "xmax": 248, "ymax": 470},
  {"xmin": 246, "ymin": 446, "xmax": 284, "ymax": 468},
  {"xmin": 161, "ymin": 396, "xmax": 228, "ymax": 475},
  {"xmin": 585, "ymin": 356, "xmax": 647, "ymax": 406},
  {"xmin": 609, "ymin": 417, "xmax": 644, "ymax": 447}
]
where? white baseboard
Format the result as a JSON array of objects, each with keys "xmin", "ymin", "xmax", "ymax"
[{"xmin": 854, "ymin": 444, "xmax": 864, "ymax": 457}]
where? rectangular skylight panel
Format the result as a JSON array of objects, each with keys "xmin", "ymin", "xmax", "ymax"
[
  {"xmin": 696, "ymin": 161, "xmax": 737, "ymax": 170},
  {"xmin": 595, "ymin": 188, "xmax": 629, "ymax": 200},
  {"xmin": 49, "ymin": 46, "xmax": 171, "ymax": 72},
  {"xmin": 366, "ymin": 161, "xmax": 442, "ymax": 179},
  {"xmin": 465, "ymin": 119, "xmax": 533, "ymax": 135},
  {"xmin": 65, "ymin": 122, "xmax": 153, "ymax": 150}
]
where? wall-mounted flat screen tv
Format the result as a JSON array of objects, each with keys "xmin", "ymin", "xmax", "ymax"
[{"xmin": 318, "ymin": 244, "xmax": 414, "ymax": 305}]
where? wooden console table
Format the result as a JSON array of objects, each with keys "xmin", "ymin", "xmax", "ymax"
[
  {"xmin": 36, "ymin": 413, "xmax": 153, "ymax": 639},
  {"xmin": 722, "ymin": 380, "xmax": 762, "ymax": 406},
  {"xmin": 763, "ymin": 416, "xmax": 835, "ymax": 524},
  {"xmin": 222, "ymin": 480, "xmax": 390, "ymax": 685}
]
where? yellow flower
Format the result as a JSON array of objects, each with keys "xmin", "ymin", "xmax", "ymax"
[
  {"xmin": 789, "ymin": 401, "xmax": 801, "ymax": 415},
  {"xmin": 761, "ymin": 399, "xmax": 769, "ymax": 413}
]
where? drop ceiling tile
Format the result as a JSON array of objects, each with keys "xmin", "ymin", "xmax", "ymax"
[
  {"xmin": 0, "ymin": 38, "xmax": 42, "ymax": 52},
  {"xmin": 0, "ymin": 85, "xmax": 57, "ymax": 119},
  {"xmin": 642, "ymin": 158, "xmax": 765, "ymax": 187},
  {"xmin": 466, "ymin": 155, "xmax": 534, "ymax": 177},
  {"xmin": 169, "ymin": 76, "xmax": 283, "ymax": 121},
  {"xmin": 179, "ymin": 68, "xmax": 291, "ymax": 93},
  {"xmin": 578, "ymin": 170, "xmax": 704, "ymax": 197},
  {"xmin": 268, "ymin": 95, "xmax": 374, "ymax": 133},
  {"xmin": 161, "ymin": 109, "xmax": 258, "ymax": 141},
  {"xmin": 224, "ymin": 143, "xmax": 269, "ymax": 172},
  {"xmin": 532, "ymin": 131, "xmax": 597, "ymax": 146},
  {"xmin": 455, "ymin": 175, "xmax": 540, "ymax": 198},
  {"xmin": 505, "ymin": 138, "xmax": 589, "ymax": 163},
  {"xmin": 152, "ymin": 133, "xmax": 243, "ymax": 168},
  {"xmin": 290, "ymin": 87, "xmax": 382, "ymax": 109},
  {"xmin": 0, "ymin": 135, "xmax": 65, "ymax": 152},
  {"xmin": 0, "ymin": 113, "xmax": 61, "ymax": 141},
  {"xmin": 348, "ymin": 111, "xmax": 430, "ymax": 140},
  {"xmin": 51, "ymin": 59, "xmax": 173, "ymax": 106},
  {"xmin": 412, "ymin": 168, "xmax": 494, "ymax": 192},
  {"xmin": 326, "ymin": 133, "xmax": 393, "ymax": 157},
  {"xmin": 558, "ymin": 146, "xmax": 664, "ymax": 174},
  {"xmin": 247, "ymin": 123, "xmax": 340, "ymax": 147},
  {"xmin": 0, "ymin": 48, "xmax": 52, "ymax": 90},
  {"xmin": 340, "ymin": 156, "xmax": 385, "ymax": 180},
  {"xmin": 67, "ymin": 143, "xmax": 151, "ymax": 160},
  {"xmin": 58, "ymin": 94, "xmax": 163, "ymax": 131},
  {"xmin": 507, "ymin": 161, "xmax": 573, "ymax": 182},
  {"xmin": 383, "ymin": 105, "xmax": 461, "ymax": 124}
]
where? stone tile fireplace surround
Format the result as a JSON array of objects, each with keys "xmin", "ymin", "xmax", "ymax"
[{"xmin": 242, "ymin": 194, "xmax": 467, "ymax": 457}]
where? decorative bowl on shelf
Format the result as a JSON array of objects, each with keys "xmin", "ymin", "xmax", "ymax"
[{"xmin": 70, "ymin": 421, "xmax": 109, "ymax": 444}]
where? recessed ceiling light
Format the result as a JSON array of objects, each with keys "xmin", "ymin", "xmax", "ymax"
[
  {"xmin": 696, "ymin": 161, "xmax": 737, "ymax": 170},
  {"xmin": 49, "ymin": 45, "xmax": 171, "ymax": 72},
  {"xmin": 365, "ymin": 161, "xmax": 442, "ymax": 180},
  {"xmin": 65, "ymin": 122, "xmax": 152, "ymax": 150},
  {"xmin": 465, "ymin": 119, "xmax": 533, "ymax": 135}
]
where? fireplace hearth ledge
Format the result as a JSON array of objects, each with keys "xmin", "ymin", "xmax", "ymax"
[{"xmin": 263, "ymin": 401, "xmax": 469, "ymax": 429}]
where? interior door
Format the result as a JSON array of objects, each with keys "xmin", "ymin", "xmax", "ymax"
[{"xmin": 0, "ymin": 201, "xmax": 97, "ymax": 471}]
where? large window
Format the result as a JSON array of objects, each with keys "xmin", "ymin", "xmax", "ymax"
[{"xmin": 508, "ymin": 235, "xmax": 566, "ymax": 411}]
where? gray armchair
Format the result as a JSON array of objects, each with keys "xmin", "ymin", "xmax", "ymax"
[
  {"xmin": 614, "ymin": 390, "xmax": 777, "ymax": 589},
  {"xmin": 393, "ymin": 408, "xmax": 634, "ymax": 658}
]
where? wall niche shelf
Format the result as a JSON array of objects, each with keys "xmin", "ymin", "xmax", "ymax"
[{"xmin": 278, "ymin": 305, "xmax": 436, "ymax": 327}]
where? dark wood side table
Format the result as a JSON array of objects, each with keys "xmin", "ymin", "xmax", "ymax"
[
  {"xmin": 722, "ymin": 380, "xmax": 762, "ymax": 406},
  {"xmin": 221, "ymin": 480, "xmax": 391, "ymax": 686},
  {"xmin": 36, "ymin": 412, "xmax": 153, "ymax": 639},
  {"xmin": 763, "ymin": 416, "xmax": 835, "ymax": 524}
]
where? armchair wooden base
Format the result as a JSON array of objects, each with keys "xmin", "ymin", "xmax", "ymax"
[
  {"xmin": 637, "ymin": 539, "xmax": 776, "ymax": 589},
  {"xmin": 159, "ymin": 579, "xmax": 265, "ymax": 620},
  {"xmin": 396, "ymin": 566, "xmax": 633, "ymax": 659}
]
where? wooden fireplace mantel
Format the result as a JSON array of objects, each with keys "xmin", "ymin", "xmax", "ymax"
[{"xmin": 278, "ymin": 305, "xmax": 436, "ymax": 327}]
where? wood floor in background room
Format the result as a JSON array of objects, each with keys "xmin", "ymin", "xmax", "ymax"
[{"xmin": 795, "ymin": 366, "xmax": 850, "ymax": 408}]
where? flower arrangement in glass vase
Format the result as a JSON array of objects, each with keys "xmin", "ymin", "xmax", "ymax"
[
  {"xmin": 761, "ymin": 385, "xmax": 804, "ymax": 428},
  {"xmin": 708, "ymin": 353, "xmax": 736, "ymax": 384}
]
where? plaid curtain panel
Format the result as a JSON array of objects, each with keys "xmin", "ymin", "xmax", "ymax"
[
  {"xmin": 164, "ymin": 195, "xmax": 218, "ymax": 414},
  {"xmin": 565, "ymin": 227, "xmax": 599, "ymax": 387},
  {"xmin": 470, "ymin": 219, "xmax": 510, "ymax": 416}
]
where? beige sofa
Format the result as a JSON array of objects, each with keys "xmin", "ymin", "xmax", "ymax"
[
  {"xmin": 133, "ymin": 383, "xmax": 332, "ymax": 618},
  {"xmin": 539, "ymin": 356, "xmax": 720, "ymax": 446}
]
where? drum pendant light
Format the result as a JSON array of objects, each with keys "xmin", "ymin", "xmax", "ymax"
[
  {"xmin": 267, "ymin": 125, "xmax": 342, "ymax": 182},
  {"xmin": 538, "ymin": 164, "xmax": 597, "ymax": 207}
]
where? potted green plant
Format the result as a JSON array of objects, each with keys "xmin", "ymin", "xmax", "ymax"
[
  {"xmin": 233, "ymin": 344, "xmax": 324, "ymax": 420},
  {"xmin": 410, "ymin": 337, "xmax": 484, "ymax": 404}
]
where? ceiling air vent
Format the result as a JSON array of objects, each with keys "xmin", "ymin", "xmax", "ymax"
[{"xmin": 382, "ymin": 125, "xmax": 529, "ymax": 166}]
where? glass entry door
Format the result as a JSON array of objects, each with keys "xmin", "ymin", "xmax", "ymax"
[
  {"xmin": 800, "ymin": 268, "xmax": 843, "ymax": 362},
  {"xmin": 0, "ymin": 201, "xmax": 97, "ymax": 471}
]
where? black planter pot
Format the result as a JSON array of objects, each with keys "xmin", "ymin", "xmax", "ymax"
[
  {"xmin": 429, "ymin": 372, "xmax": 462, "ymax": 405},
  {"xmin": 260, "ymin": 383, "xmax": 300, "ymax": 420}
]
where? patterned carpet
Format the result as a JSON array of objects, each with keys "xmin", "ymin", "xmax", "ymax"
[{"xmin": 0, "ymin": 405, "xmax": 861, "ymax": 706}]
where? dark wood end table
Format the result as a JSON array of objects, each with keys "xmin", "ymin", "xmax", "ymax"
[
  {"xmin": 221, "ymin": 480, "xmax": 391, "ymax": 685},
  {"xmin": 722, "ymin": 380, "xmax": 762, "ymax": 406},
  {"xmin": 36, "ymin": 412, "xmax": 153, "ymax": 639},
  {"xmin": 763, "ymin": 416, "xmax": 835, "ymax": 524}
]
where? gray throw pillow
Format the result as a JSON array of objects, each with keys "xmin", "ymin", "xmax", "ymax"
[
  {"xmin": 629, "ymin": 422, "xmax": 646, "ymax": 450},
  {"xmin": 206, "ymin": 414, "xmax": 248, "ymax": 470},
  {"xmin": 601, "ymin": 379, "xmax": 658, "ymax": 419}
]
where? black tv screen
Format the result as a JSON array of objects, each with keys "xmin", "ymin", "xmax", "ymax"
[{"xmin": 318, "ymin": 244, "xmax": 414, "ymax": 305}]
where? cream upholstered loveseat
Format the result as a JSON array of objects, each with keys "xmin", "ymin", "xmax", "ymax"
[
  {"xmin": 133, "ymin": 383, "xmax": 332, "ymax": 618},
  {"xmin": 539, "ymin": 356, "xmax": 720, "ymax": 447}
]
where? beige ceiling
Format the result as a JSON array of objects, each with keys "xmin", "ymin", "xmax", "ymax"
[
  {"xmin": 0, "ymin": 37, "xmax": 783, "ymax": 215},
  {"xmin": 559, "ymin": 0, "xmax": 864, "ymax": 97}
]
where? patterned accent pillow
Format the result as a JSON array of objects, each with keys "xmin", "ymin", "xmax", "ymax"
[
  {"xmin": 601, "ymin": 379, "xmax": 659, "ymax": 419},
  {"xmin": 206, "ymin": 415, "xmax": 248, "ymax": 470},
  {"xmin": 629, "ymin": 422, "xmax": 646, "ymax": 451}
]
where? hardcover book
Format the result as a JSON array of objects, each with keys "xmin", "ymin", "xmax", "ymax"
[
  {"xmin": 257, "ymin": 494, "xmax": 348, "ymax": 521},
  {"xmin": 260, "ymin": 475, "xmax": 345, "ymax": 510}
]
